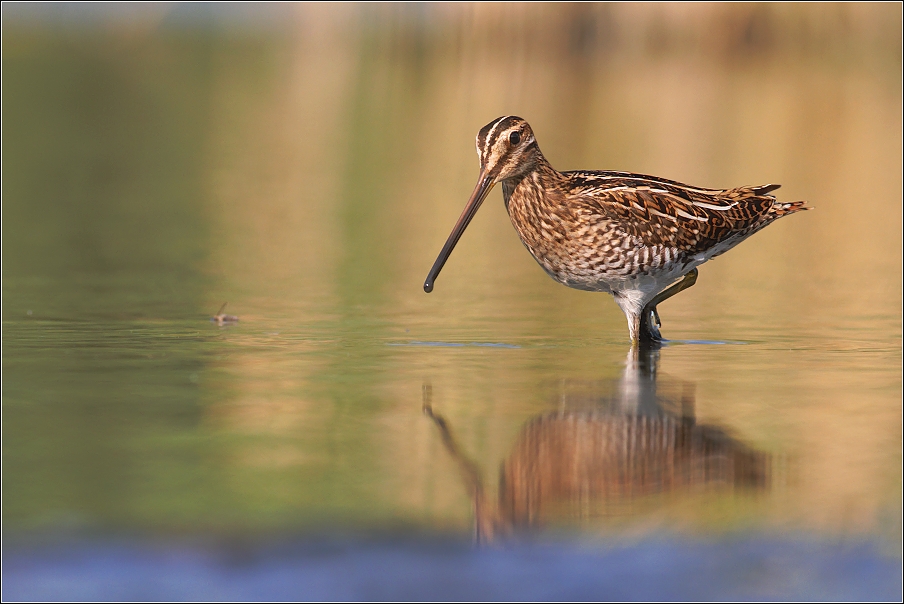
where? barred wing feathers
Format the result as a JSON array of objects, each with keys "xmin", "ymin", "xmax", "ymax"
[{"xmin": 565, "ymin": 171, "xmax": 809, "ymax": 253}]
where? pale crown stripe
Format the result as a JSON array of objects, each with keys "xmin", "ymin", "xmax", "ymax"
[{"xmin": 485, "ymin": 115, "xmax": 513, "ymax": 150}]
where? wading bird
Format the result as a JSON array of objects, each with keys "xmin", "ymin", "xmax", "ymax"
[{"xmin": 424, "ymin": 116, "xmax": 809, "ymax": 344}]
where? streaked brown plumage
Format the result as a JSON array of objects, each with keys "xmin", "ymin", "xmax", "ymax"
[{"xmin": 425, "ymin": 116, "xmax": 811, "ymax": 343}]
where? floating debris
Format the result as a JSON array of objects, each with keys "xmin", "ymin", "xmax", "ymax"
[{"xmin": 211, "ymin": 302, "xmax": 239, "ymax": 325}]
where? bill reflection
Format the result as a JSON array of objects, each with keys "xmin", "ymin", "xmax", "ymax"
[{"xmin": 424, "ymin": 348, "xmax": 770, "ymax": 544}]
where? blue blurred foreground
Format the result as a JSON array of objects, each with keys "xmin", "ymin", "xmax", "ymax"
[{"xmin": 4, "ymin": 536, "xmax": 900, "ymax": 601}]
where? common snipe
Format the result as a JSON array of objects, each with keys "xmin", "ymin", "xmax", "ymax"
[{"xmin": 424, "ymin": 116, "xmax": 810, "ymax": 344}]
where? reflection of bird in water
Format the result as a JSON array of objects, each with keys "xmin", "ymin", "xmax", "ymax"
[
  {"xmin": 423, "ymin": 348, "xmax": 769, "ymax": 544},
  {"xmin": 423, "ymin": 116, "xmax": 810, "ymax": 343}
]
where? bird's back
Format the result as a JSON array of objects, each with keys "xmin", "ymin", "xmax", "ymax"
[
  {"xmin": 563, "ymin": 170, "xmax": 809, "ymax": 257},
  {"xmin": 503, "ymin": 168, "xmax": 809, "ymax": 290}
]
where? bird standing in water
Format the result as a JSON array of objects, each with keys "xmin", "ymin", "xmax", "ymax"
[{"xmin": 424, "ymin": 116, "xmax": 810, "ymax": 344}]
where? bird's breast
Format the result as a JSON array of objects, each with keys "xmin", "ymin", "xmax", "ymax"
[{"xmin": 502, "ymin": 180, "xmax": 691, "ymax": 293}]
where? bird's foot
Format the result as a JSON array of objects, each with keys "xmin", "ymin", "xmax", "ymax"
[{"xmin": 637, "ymin": 307, "xmax": 664, "ymax": 345}]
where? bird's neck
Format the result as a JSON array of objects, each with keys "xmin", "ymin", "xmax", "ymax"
[
  {"xmin": 500, "ymin": 153, "xmax": 561, "ymax": 210},
  {"xmin": 499, "ymin": 152, "xmax": 571, "ymax": 274}
]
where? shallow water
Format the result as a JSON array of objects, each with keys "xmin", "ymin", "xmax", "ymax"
[{"xmin": 2, "ymin": 4, "xmax": 902, "ymax": 600}]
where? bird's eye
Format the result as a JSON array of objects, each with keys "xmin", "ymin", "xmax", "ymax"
[{"xmin": 509, "ymin": 131, "xmax": 521, "ymax": 145}]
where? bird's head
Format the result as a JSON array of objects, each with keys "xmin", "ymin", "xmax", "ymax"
[
  {"xmin": 475, "ymin": 115, "xmax": 541, "ymax": 182},
  {"xmin": 424, "ymin": 117, "xmax": 542, "ymax": 293}
]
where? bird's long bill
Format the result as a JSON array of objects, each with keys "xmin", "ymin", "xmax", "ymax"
[{"xmin": 424, "ymin": 170, "xmax": 494, "ymax": 293}]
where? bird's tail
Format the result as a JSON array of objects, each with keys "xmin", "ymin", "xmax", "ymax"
[
  {"xmin": 754, "ymin": 184, "xmax": 812, "ymax": 217},
  {"xmin": 769, "ymin": 199, "xmax": 811, "ymax": 217}
]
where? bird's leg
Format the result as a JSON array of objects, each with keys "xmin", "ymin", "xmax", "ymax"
[
  {"xmin": 641, "ymin": 268, "xmax": 699, "ymax": 340},
  {"xmin": 638, "ymin": 308, "xmax": 663, "ymax": 344},
  {"xmin": 629, "ymin": 309, "xmax": 664, "ymax": 346},
  {"xmin": 628, "ymin": 313, "xmax": 641, "ymax": 344},
  {"xmin": 649, "ymin": 268, "xmax": 698, "ymax": 311}
]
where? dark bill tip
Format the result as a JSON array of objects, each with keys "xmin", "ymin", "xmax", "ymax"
[{"xmin": 424, "ymin": 281, "xmax": 434, "ymax": 293}]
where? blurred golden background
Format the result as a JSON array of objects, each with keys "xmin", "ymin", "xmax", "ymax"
[{"xmin": 2, "ymin": 3, "xmax": 901, "ymax": 546}]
